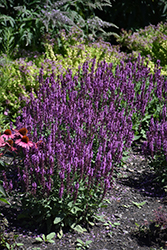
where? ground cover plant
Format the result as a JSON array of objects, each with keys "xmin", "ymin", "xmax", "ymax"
[{"xmin": 0, "ymin": 52, "xmax": 166, "ymax": 246}]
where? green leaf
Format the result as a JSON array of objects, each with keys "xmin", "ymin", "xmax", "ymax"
[
  {"xmin": 53, "ymin": 216, "xmax": 63, "ymax": 224},
  {"xmin": 103, "ymin": 198, "xmax": 111, "ymax": 204},
  {"xmin": 133, "ymin": 135, "xmax": 141, "ymax": 141},
  {"xmin": 5, "ymin": 242, "xmax": 10, "ymax": 249},
  {"xmin": 16, "ymin": 243, "xmax": 24, "ymax": 246},
  {"xmin": 35, "ymin": 237, "xmax": 43, "ymax": 242},
  {"xmin": 0, "ymin": 184, "xmax": 6, "ymax": 196},
  {"xmin": 71, "ymin": 206, "xmax": 82, "ymax": 214},
  {"xmin": 103, "ymin": 222, "xmax": 109, "ymax": 226},
  {"xmin": 85, "ymin": 240, "xmax": 93, "ymax": 246},
  {"xmin": 132, "ymin": 201, "xmax": 147, "ymax": 208},
  {"xmin": 67, "ymin": 201, "xmax": 73, "ymax": 208},
  {"xmin": 48, "ymin": 239, "xmax": 55, "ymax": 244},
  {"xmin": 76, "ymin": 238, "xmax": 84, "ymax": 244},
  {"xmin": 42, "ymin": 234, "xmax": 46, "ymax": 241},
  {"xmin": 72, "ymin": 224, "xmax": 87, "ymax": 233},
  {"xmin": 46, "ymin": 232, "xmax": 55, "ymax": 240},
  {"xmin": 88, "ymin": 221, "xmax": 94, "ymax": 226},
  {"xmin": 113, "ymin": 222, "xmax": 120, "ymax": 226},
  {"xmin": 0, "ymin": 197, "xmax": 10, "ymax": 205},
  {"xmin": 93, "ymin": 214, "xmax": 105, "ymax": 222}
]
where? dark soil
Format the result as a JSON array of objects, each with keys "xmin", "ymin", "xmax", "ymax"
[{"xmin": 0, "ymin": 146, "xmax": 167, "ymax": 250}]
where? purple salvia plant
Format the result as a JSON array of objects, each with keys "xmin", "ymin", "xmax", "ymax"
[
  {"xmin": 144, "ymin": 104, "xmax": 167, "ymax": 161},
  {"xmin": 7, "ymin": 56, "xmax": 166, "ymax": 205},
  {"xmin": 12, "ymin": 60, "xmax": 133, "ymax": 201}
]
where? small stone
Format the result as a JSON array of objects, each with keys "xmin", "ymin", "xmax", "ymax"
[
  {"xmin": 114, "ymin": 213, "xmax": 122, "ymax": 219},
  {"xmin": 122, "ymin": 230, "xmax": 129, "ymax": 234}
]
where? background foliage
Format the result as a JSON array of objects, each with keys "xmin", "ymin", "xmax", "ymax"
[{"xmin": 0, "ymin": 0, "xmax": 117, "ymax": 57}]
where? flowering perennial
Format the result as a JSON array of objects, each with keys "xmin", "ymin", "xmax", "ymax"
[
  {"xmin": 2, "ymin": 56, "xmax": 167, "ymax": 206},
  {"xmin": 0, "ymin": 128, "xmax": 36, "ymax": 157}
]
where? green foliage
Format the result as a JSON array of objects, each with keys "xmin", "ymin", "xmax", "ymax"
[
  {"xmin": 133, "ymin": 208, "xmax": 167, "ymax": 249},
  {"xmin": 0, "ymin": 27, "xmax": 15, "ymax": 58},
  {"xmin": 148, "ymin": 154, "xmax": 167, "ymax": 188},
  {"xmin": 0, "ymin": 184, "xmax": 10, "ymax": 205},
  {"xmin": 35, "ymin": 232, "xmax": 55, "ymax": 244},
  {"xmin": 45, "ymin": 31, "xmax": 124, "ymax": 72},
  {"xmin": 0, "ymin": 59, "xmax": 37, "ymax": 124},
  {"xmin": 0, "ymin": 30, "xmax": 125, "ymax": 125},
  {"xmin": 75, "ymin": 238, "xmax": 93, "ymax": 250},
  {"xmin": 0, "ymin": 0, "xmax": 118, "ymax": 57},
  {"xmin": 15, "ymin": 179, "xmax": 106, "ymax": 234},
  {"xmin": 0, "ymin": 214, "xmax": 24, "ymax": 250},
  {"xmin": 117, "ymin": 22, "xmax": 167, "ymax": 74},
  {"xmin": 131, "ymin": 201, "xmax": 147, "ymax": 209}
]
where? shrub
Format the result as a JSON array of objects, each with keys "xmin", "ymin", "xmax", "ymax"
[
  {"xmin": 0, "ymin": 0, "xmax": 118, "ymax": 56},
  {"xmin": 116, "ymin": 22, "xmax": 167, "ymax": 74}
]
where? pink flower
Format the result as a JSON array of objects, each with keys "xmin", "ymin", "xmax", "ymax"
[
  {"xmin": 0, "ymin": 137, "xmax": 5, "ymax": 147},
  {"xmin": 0, "ymin": 129, "xmax": 14, "ymax": 141},
  {"xmin": 15, "ymin": 136, "xmax": 34, "ymax": 149},
  {"xmin": 13, "ymin": 127, "xmax": 28, "ymax": 138}
]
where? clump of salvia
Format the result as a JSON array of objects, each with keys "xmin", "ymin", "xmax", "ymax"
[{"xmin": 3, "ymin": 55, "xmax": 167, "ymax": 231}]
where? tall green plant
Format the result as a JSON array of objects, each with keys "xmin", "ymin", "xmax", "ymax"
[{"xmin": 0, "ymin": 0, "xmax": 118, "ymax": 57}]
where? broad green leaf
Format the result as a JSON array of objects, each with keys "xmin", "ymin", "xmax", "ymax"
[
  {"xmin": 5, "ymin": 243, "xmax": 10, "ymax": 249},
  {"xmin": 67, "ymin": 201, "xmax": 73, "ymax": 208},
  {"xmin": 0, "ymin": 197, "xmax": 10, "ymax": 205},
  {"xmin": 42, "ymin": 234, "xmax": 46, "ymax": 241},
  {"xmin": 16, "ymin": 243, "xmax": 24, "ymax": 246},
  {"xmin": 48, "ymin": 239, "xmax": 55, "ymax": 244},
  {"xmin": 72, "ymin": 225, "xmax": 87, "ymax": 233},
  {"xmin": 133, "ymin": 135, "xmax": 141, "ymax": 141},
  {"xmin": 71, "ymin": 206, "xmax": 82, "ymax": 214},
  {"xmin": 76, "ymin": 238, "xmax": 84, "ymax": 244},
  {"xmin": 88, "ymin": 221, "xmax": 94, "ymax": 226},
  {"xmin": 46, "ymin": 232, "xmax": 56, "ymax": 240},
  {"xmin": 85, "ymin": 240, "xmax": 93, "ymax": 246},
  {"xmin": 35, "ymin": 237, "xmax": 43, "ymax": 242},
  {"xmin": 53, "ymin": 216, "xmax": 63, "ymax": 224}
]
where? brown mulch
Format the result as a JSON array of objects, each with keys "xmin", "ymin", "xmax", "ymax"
[{"xmin": 0, "ymin": 147, "xmax": 167, "ymax": 250}]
